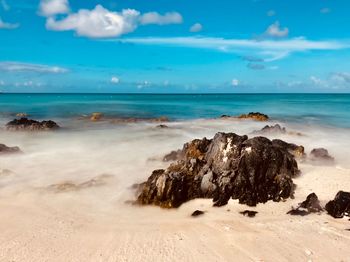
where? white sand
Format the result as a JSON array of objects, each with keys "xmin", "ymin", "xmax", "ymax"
[{"xmin": 0, "ymin": 119, "xmax": 349, "ymax": 261}]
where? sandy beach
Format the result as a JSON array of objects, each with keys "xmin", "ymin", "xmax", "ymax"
[{"xmin": 0, "ymin": 118, "xmax": 349, "ymax": 262}]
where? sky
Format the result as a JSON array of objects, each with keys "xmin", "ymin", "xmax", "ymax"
[{"xmin": 1, "ymin": 0, "xmax": 350, "ymax": 93}]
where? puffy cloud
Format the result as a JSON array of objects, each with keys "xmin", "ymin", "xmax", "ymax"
[
  {"xmin": 43, "ymin": 3, "xmax": 183, "ymax": 38},
  {"xmin": 140, "ymin": 12, "xmax": 182, "ymax": 25},
  {"xmin": 110, "ymin": 76, "xmax": 120, "ymax": 84},
  {"xmin": 0, "ymin": 17, "xmax": 19, "ymax": 29},
  {"xmin": 231, "ymin": 79, "xmax": 239, "ymax": 86},
  {"xmin": 0, "ymin": 62, "xmax": 68, "ymax": 73},
  {"xmin": 39, "ymin": 0, "xmax": 69, "ymax": 17},
  {"xmin": 267, "ymin": 10, "xmax": 276, "ymax": 17},
  {"xmin": 265, "ymin": 21, "xmax": 289, "ymax": 38},
  {"xmin": 189, "ymin": 23, "xmax": 202, "ymax": 32}
]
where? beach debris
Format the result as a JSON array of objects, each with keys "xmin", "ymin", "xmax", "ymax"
[
  {"xmin": 325, "ymin": 191, "xmax": 350, "ymax": 218},
  {"xmin": 309, "ymin": 148, "xmax": 335, "ymax": 164},
  {"xmin": 287, "ymin": 193, "xmax": 323, "ymax": 216},
  {"xmin": 220, "ymin": 112, "xmax": 269, "ymax": 121},
  {"xmin": 136, "ymin": 132, "xmax": 299, "ymax": 208},
  {"xmin": 90, "ymin": 112, "xmax": 103, "ymax": 121},
  {"xmin": 163, "ymin": 149, "xmax": 183, "ymax": 162},
  {"xmin": 47, "ymin": 174, "xmax": 113, "ymax": 193},
  {"xmin": 191, "ymin": 210, "xmax": 205, "ymax": 217},
  {"xmin": 0, "ymin": 143, "xmax": 21, "ymax": 154},
  {"xmin": 240, "ymin": 210, "xmax": 258, "ymax": 217},
  {"xmin": 6, "ymin": 118, "xmax": 60, "ymax": 131}
]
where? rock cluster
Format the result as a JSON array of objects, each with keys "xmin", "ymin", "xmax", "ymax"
[
  {"xmin": 6, "ymin": 118, "xmax": 60, "ymax": 131},
  {"xmin": 137, "ymin": 132, "xmax": 300, "ymax": 208}
]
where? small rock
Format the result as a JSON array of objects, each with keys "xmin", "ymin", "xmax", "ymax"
[
  {"xmin": 16, "ymin": 113, "xmax": 28, "ymax": 117},
  {"xmin": 0, "ymin": 144, "xmax": 21, "ymax": 154},
  {"xmin": 6, "ymin": 118, "xmax": 59, "ymax": 131},
  {"xmin": 90, "ymin": 112, "xmax": 103, "ymax": 121},
  {"xmin": 191, "ymin": 210, "xmax": 205, "ymax": 217},
  {"xmin": 310, "ymin": 148, "xmax": 334, "ymax": 164},
  {"xmin": 156, "ymin": 124, "xmax": 169, "ymax": 129},
  {"xmin": 287, "ymin": 193, "xmax": 323, "ymax": 216},
  {"xmin": 257, "ymin": 124, "xmax": 286, "ymax": 134},
  {"xmin": 325, "ymin": 191, "xmax": 350, "ymax": 218},
  {"xmin": 237, "ymin": 112, "xmax": 269, "ymax": 121},
  {"xmin": 240, "ymin": 210, "xmax": 258, "ymax": 217}
]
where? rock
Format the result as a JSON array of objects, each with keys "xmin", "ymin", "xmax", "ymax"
[
  {"xmin": 310, "ymin": 148, "xmax": 334, "ymax": 163},
  {"xmin": 287, "ymin": 193, "xmax": 323, "ymax": 216},
  {"xmin": 237, "ymin": 112, "xmax": 269, "ymax": 121},
  {"xmin": 6, "ymin": 118, "xmax": 60, "ymax": 131},
  {"xmin": 16, "ymin": 113, "xmax": 28, "ymax": 117},
  {"xmin": 240, "ymin": 210, "xmax": 258, "ymax": 217},
  {"xmin": 163, "ymin": 149, "xmax": 183, "ymax": 162},
  {"xmin": 0, "ymin": 144, "xmax": 21, "ymax": 154},
  {"xmin": 257, "ymin": 124, "xmax": 286, "ymax": 134},
  {"xmin": 156, "ymin": 124, "xmax": 169, "ymax": 129},
  {"xmin": 191, "ymin": 210, "xmax": 205, "ymax": 217},
  {"xmin": 90, "ymin": 112, "xmax": 103, "ymax": 121},
  {"xmin": 325, "ymin": 191, "xmax": 350, "ymax": 218},
  {"xmin": 137, "ymin": 132, "xmax": 299, "ymax": 208},
  {"xmin": 272, "ymin": 139, "xmax": 305, "ymax": 159},
  {"xmin": 220, "ymin": 112, "xmax": 269, "ymax": 121}
]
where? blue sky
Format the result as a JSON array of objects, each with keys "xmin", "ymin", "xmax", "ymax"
[{"xmin": 1, "ymin": 0, "xmax": 350, "ymax": 93}]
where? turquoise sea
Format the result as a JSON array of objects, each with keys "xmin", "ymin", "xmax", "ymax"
[{"xmin": 1, "ymin": 93, "xmax": 350, "ymax": 128}]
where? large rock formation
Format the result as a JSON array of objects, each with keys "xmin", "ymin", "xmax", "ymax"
[
  {"xmin": 6, "ymin": 118, "xmax": 60, "ymax": 131},
  {"xmin": 325, "ymin": 191, "xmax": 350, "ymax": 218},
  {"xmin": 137, "ymin": 132, "xmax": 300, "ymax": 208},
  {"xmin": 0, "ymin": 144, "xmax": 21, "ymax": 154}
]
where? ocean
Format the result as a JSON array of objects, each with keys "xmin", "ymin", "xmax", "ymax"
[{"xmin": 1, "ymin": 93, "xmax": 350, "ymax": 128}]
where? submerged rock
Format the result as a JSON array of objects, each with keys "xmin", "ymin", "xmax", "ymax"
[
  {"xmin": 137, "ymin": 132, "xmax": 299, "ymax": 208},
  {"xmin": 310, "ymin": 148, "xmax": 335, "ymax": 164},
  {"xmin": 191, "ymin": 210, "xmax": 205, "ymax": 217},
  {"xmin": 220, "ymin": 112, "xmax": 269, "ymax": 121},
  {"xmin": 287, "ymin": 193, "xmax": 323, "ymax": 216},
  {"xmin": 240, "ymin": 210, "xmax": 258, "ymax": 217},
  {"xmin": 325, "ymin": 191, "xmax": 350, "ymax": 218},
  {"xmin": 6, "ymin": 118, "xmax": 60, "ymax": 131},
  {"xmin": 257, "ymin": 124, "xmax": 286, "ymax": 134},
  {"xmin": 0, "ymin": 144, "xmax": 21, "ymax": 154}
]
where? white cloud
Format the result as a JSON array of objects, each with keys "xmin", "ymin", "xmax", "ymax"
[
  {"xmin": 320, "ymin": 8, "xmax": 331, "ymax": 14},
  {"xmin": 231, "ymin": 79, "xmax": 239, "ymax": 86},
  {"xmin": 189, "ymin": 23, "xmax": 202, "ymax": 33},
  {"xmin": 1, "ymin": 0, "xmax": 9, "ymax": 11},
  {"xmin": 265, "ymin": 21, "xmax": 289, "ymax": 38},
  {"xmin": 122, "ymin": 36, "xmax": 349, "ymax": 62},
  {"xmin": 267, "ymin": 10, "xmax": 276, "ymax": 17},
  {"xmin": 39, "ymin": 0, "xmax": 69, "ymax": 17},
  {"xmin": 140, "ymin": 12, "xmax": 182, "ymax": 25},
  {"xmin": 42, "ymin": 2, "xmax": 183, "ymax": 38},
  {"xmin": 0, "ymin": 62, "xmax": 68, "ymax": 73},
  {"xmin": 0, "ymin": 17, "xmax": 19, "ymax": 29},
  {"xmin": 110, "ymin": 76, "xmax": 120, "ymax": 84}
]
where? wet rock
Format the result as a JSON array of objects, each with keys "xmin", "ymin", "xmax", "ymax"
[
  {"xmin": 191, "ymin": 210, "xmax": 205, "ymax": 217},
  {"xmin": 163, "ymin": 149, "xmax": 183, "ymax": 162},
  {"xmin": 240, "ymin": 210, "xmax": 258, "ymax": 217},
  {"xmin": 90, "ymin": 112, "xmax": 103, "ymax": 121},
  {"xmin": 6, "ymin": 118, "xmax": 60, "ymax": 131},
  {"xmin": 16, "ymin": 113, "xmax": 28, "ymax": 117},
  {"xmin": 310, "ymin": 148, "xmax": 334, "ymax": 164},
  {"xmin": 325, "ymin": 191, "xmax": 350, "ymax": 218},
  {"xmin": 257, "ymin": 124, "xmax": 286, "ymax": 134},
  {"xmin": 0, "ymin": 144, "xmax": 21, "ymax": 154},
  {"xmin": 156, "ymin": 124, "xmax": 169, "ymax": 129},
  {"xmin": 272, "ymin": 139, "xmax": 305, "ymax": 159},
  {"xmin": 287, "ymin": 193, "xmax": 323, "ymax": 216},
  {"xmin": 220, "ymin": 112, "xmax": 269, "ymax": 121},
  {"xmin": 137, "ymin": 132, "xmax": 299, "ymax": 208}
]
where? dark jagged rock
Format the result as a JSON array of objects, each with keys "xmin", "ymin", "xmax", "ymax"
[
  {"xmin": 257, "ymin": 124, "xmax": 286, "ymax": 134},
  {"xmin": 6, "ymin": 118, "xmax": 60, "ymax": 131},
  {"xmin": 272, "ymin": 139, "xmax": 305, "ymax": 159},
  {"xmin": 0, "ymin": 144, "xmax": 21, "ymax": 154},
  {"xmin": 191, "ymin": 210, "xmax": 205, "ymax": 217},
  {"xmin": 310, "ymin": 148, "xmax": 334, "ymax": 164},
  {"xmin": 137, "ymin": 132, "xmax": 299, "ymax": 208},
  {"xmin": 240, "ymin": 210, "xmax": 258, "ymax": 217},
  {"xmin": 221, "ymin": 112, "xmax": 269, "ymax": 121},
  {"xmin": 156, "ymin": 124, "xmax": 169, "ymax": 129},
  {"xmin": 163, "ymin": 149, "xmax": 183, "ymax": 162},
  {"xmin": 325, "ymin": 191, "xmax": 350, "ymax": 218},
  {"xmin": 287, "ymin": 193, "xmax": 323, "ymax": 216}
]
